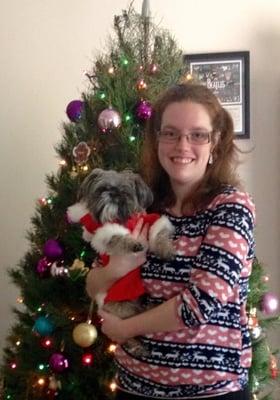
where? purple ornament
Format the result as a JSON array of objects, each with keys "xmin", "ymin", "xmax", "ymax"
[
  {"xmin": 66, "ymin": 100, "xmax": 84, "ymax": 122},
  {"xmin": 43, "ymin": 239, "xmax": 63, "ymax": 261},
  {"xmin": 36, "ymin": 257, "xmax": 51, "ymax": 278},
  {"xmin": 135, "ymin": 100, "xmax": 153, "ymax": 121},
  {"xmin": 49, "ymin": 352, "xmax": 69, "ymax": 373},
  {"xmin": 97, "ymin": 108, "xmax": 121, "ymax": 132},
  {"xmin": 261, "ymin": 292, "xmax": 279, "ymax": 315}
]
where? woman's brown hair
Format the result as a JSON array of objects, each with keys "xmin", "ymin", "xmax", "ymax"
[{"xmin": 140, "ymin": 83, "xmax": 241, "ymax": 213}]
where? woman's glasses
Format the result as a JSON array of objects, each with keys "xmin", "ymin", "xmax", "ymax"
[{"xmin": 157, "ymin": 130, "xmax": 212, "ymax": 145}]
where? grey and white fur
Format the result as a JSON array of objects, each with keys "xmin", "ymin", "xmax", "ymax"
[{"xmin": 76, "ymin": 168, "xmax": 175, "ymax": 260}]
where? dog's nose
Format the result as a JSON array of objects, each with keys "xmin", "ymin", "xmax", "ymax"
[{"xmin": 133, "ymin": 243, "xmax": 144, "ymax": 252}]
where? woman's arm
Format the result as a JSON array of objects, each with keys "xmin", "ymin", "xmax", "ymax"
[
  {"xmin": 86, "ymin": 251, "xmax": 147, "ymax": 299},
  {"xmin": 100, "ymin": 296, "xmax": 183, "ymax": 344}
]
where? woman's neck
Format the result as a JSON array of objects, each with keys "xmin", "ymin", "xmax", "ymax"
[{"xmin": 169, "ymin": 182, "xmax": 197, "ymax": 216}]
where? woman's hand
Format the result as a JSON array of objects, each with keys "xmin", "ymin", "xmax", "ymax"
[
  {"xmin": 103, "ymin": 218, "xmax": 149, "ymax": 280},
  {"xmin": 99, "ymin": 310, "xmax": 131, "ymax": 344}
]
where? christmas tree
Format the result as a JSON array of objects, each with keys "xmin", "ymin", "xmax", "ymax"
[
  {"xmin": 1, "ymin": 2, "xmax": 279, "ymax": 400},
  {"xmin": 247, "ymin": 259, "xmax": 280, "ymax": 400},
  {"xmin": 1, "ymin": 3, "xmax": 187, "ymax": 399}
]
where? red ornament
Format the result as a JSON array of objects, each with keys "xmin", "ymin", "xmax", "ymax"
[{"xmin": 82, "ymin": 353, "xmax": 94, "ymax": 366}]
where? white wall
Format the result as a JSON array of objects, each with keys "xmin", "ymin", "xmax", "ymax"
[{"xmin": 1, "ymin": 0, "xmax": 279, "ymax": 363}]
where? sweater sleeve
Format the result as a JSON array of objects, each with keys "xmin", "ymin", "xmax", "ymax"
[{"xmin": 176, "ymin": 190, "xmax": 256, "ymax": 327}]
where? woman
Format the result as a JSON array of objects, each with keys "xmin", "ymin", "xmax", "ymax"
[{"xmin": 86, "ymin": 83, "xmax": 255, "ymax": 400}]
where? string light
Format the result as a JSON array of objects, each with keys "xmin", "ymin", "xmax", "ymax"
[
  {"xmin": 109, "ymin": 381, "xmax": 117, "ymax": 391},
  {"xmin": 150, "ymin": 63, "xmax": 158, "ymax": 74},
  {"xmin": 82, "ymin": 165, "xmax": 89, "ymax": 172},
  {"xmin": 37, "ymin": 377, "xmax": 46, "ymax": 386},
  {"xmin": 82, "ymin": 353, "xmax": 94, "ymax": 366},
  {"xmin": 137, "ymin": 79, "xmax": 147, "ymax": 90},
  {"xmin": 121, "ymin": 57, "xmax": 129, "ymax": 66},
  {"xmin": 129, "ymin": 136, "xmax": 136, "ymax": 142},
  {"xmin": 10, "ymin": 362, "xmax": 17, "ymax": 370},
  {"xmin": 15, "ymin": 340, "xmax": 21, "ymax": 347},
  {"xmin": 37, "ymin": 363, "xmax": 46, "ymax": 371},
  {"xmin": 38, "ymin": 198, "xmax": 48, "ymax": 206},
  {"xmin": 98, "ymin": 92, "xmax": 106, "ymax": 100},
  {"xmin": 39, "ymin": 197, "xmax": 52, "ymax": 206},
  {"xmin": 41, "ymin": 337, "xmax": 53, "ymax": 348},
  {"xmin": 16, "ymin": 297, "xmax": 24, "ymax": 304},
  {"xmin": 108, "ymin": 67, "xmax": 115, "ymax": 74},
  {"xmin": 59, "ymin": 160, "xmax": 67, "ymax": 167},
  {"xmin": 108, "ymin": 344, "xmax": 117, "ymax": 353},
  {"xmin": 124, "ymin": 114, "xmax": 132, "ymax": 123}
]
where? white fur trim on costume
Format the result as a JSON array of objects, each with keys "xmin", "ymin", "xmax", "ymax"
[
  {"xmin": 95, "ymin": 292, "xmax": 107, "ymax": 309},
  {"xmin": 149, "ymin": 216, "xmax": 174, "ymax": 246},
  {"xmin": 67, "ymin": 202, "xmax": 89, "ymax": 223},
  {"xmin": 82, "ymin": 227, "xmax": 93, "ymax": 242},
  {"xmin": 91, "ymin": 223, "xmax": 130, "ymax": 254}
]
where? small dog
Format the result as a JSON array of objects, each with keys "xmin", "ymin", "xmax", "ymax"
[{"xmin": 67, "ymin": 168, "xmax": 174, "ymax": 355}]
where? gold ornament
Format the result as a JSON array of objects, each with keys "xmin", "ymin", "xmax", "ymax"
[
  {"xmin": 137, "ymin": 79, "xmax": 147, "ymax": 90},
  {"xmin": 72, "ymin": 322, "xmax": 98, "ymax": 348},
  {"xmin": 69, "ymin": 259, "xmax": 89, "ymax": 275}
]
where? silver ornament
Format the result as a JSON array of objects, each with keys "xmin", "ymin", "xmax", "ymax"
[{"xmin": 97, "ymin": 108, "xmax": 121, "ymax": 132}]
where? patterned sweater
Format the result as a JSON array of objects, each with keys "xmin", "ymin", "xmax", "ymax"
[{"xmin": 115, "ymin": 186, "xmax": 256, "ymax": 399}]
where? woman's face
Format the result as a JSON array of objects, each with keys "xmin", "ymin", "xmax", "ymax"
[{"xmin": 158, "ymin": 101, "xmax": 213, "ymax": 192}]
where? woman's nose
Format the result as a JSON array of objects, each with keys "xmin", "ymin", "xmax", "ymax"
[{"xmin": 175, "ymin": 134, "xmax": 191, "ymax": 148}]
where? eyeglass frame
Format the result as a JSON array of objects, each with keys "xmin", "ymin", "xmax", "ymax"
[{"xmin": 156, "ymin": 129, "xmax": 214, "ymax": 145}]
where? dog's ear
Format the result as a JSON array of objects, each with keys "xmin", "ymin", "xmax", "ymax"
[
  {"xmin": 78, "ymin": 168, "xmax": 104, "ymax": 200},
  {"xmin": 133, "ymin": 174, "xmax": 153, "ymax": 209}
]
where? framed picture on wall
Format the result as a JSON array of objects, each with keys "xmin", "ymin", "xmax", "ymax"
[{"xmin": 184, "ymin": 51, "xmax": 250, "ymax": 139}]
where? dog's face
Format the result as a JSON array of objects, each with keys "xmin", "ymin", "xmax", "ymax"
[{"xmin": 78, "ymin": 168, "xmax": 153, "ymax": 224}]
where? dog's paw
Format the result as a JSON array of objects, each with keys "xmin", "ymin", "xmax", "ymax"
[{"xmin": 153, "ymin": 241, "xmax": 175, "ymax": 260}]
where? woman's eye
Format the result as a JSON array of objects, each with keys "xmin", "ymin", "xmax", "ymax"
[{"xmin": 165, "ymin": 131, "xmax": 176, "ymax": 137}]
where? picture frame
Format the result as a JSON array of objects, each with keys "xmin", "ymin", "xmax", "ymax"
[{"xmin": 184, "ymin": 51, "xmax": 250, "ymax": 139}]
